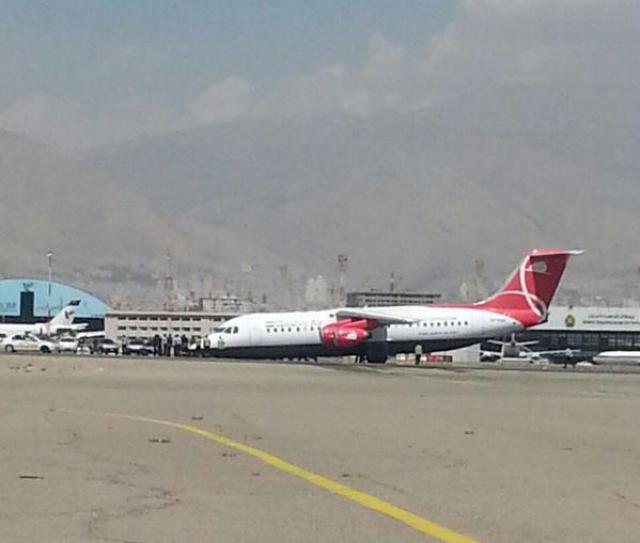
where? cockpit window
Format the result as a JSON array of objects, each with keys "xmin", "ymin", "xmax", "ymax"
[{"xmin": 233, "ymin": 326, "xmax": 238, "ymax": 334}]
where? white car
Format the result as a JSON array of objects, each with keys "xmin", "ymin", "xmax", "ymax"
[
  {"xmin": 56, "ymin": 336, "xmax": 79, "ymax": 353},
  {"xmin": 3, "ymin": 334, "xmax": 56, "ymax": 354}
]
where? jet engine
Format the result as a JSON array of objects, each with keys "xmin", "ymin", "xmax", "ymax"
[{"xmin": 320, "ymin": 319, "xmax": 375, "ymax": 347}]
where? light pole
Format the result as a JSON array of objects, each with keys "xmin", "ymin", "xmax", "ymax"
[{"xmin": 47, "ymin": 252, "xmax": 53, "ymax": 318}]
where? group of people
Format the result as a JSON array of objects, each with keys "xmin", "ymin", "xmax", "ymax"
[
  {"xmin": 119, "ymin": 334, "xmax": 213, "ymax": 357},
  {"xmin": 151, "ymin": 333, "xmax": 184, "ymax": 356},
  {"xmin": 152, "ymin": 333, "xmax": 213, "ymax": 356}
]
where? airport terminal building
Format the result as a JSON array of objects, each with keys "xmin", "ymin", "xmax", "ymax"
[
  {"xmin": 0, "ymin": 278, "xmax": 110, "ymax": 331},
  {"xmin": 514, "ymin": 306, "xmax": 640, "ymax": 358},
  {"xmin": 104, "ymin": 310, "xmax": 239, "ymax": 341}
]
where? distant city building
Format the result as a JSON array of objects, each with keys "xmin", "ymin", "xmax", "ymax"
[
  {"xmin": 305, "ymin": 275, "xmax": 330, "ymax": 309},
  {"xmin": 105, "ymin": 309, "xmax": 240, "ymax": 341},
  {"xmin": 199, "ymin": 294, "xmax": 252, "ymax": 313},
  {"xmin": 346, "ymin": 291, "xmax": 441, "ymax": 307}
]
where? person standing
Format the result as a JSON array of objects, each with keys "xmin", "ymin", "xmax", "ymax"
[{"xmin": 414, "ymin": 344, "xmax": 423, "ymax": 366}]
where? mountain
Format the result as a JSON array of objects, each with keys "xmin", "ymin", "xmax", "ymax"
[
  {"xmin": 84, "ymin": 83, "xmax": 640, "ymax": 300},
  {"xmin": 1, "ymin": 80, "xmax": 638, "ymax": 304},
  {"xmin": 0, "ymin": 130, "xmax": 211, "ymax": 276}
]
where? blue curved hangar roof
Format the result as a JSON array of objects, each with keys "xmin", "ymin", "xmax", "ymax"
[{"xmin": 0, "ymin": 278, "xmax": 110, "ymax": 319}]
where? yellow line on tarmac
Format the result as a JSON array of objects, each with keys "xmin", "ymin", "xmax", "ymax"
[{"xmin": 60, "ymin": 409, "xmax": 481, "ymax": 543}]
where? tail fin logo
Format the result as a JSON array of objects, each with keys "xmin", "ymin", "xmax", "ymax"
[
  {"xmin": 527, "ymin": 261, "xmax": 548, "ymax": 274},
  {"xmin": 518, "ymin": 259, "xmax": 548, "ymax": 319}
]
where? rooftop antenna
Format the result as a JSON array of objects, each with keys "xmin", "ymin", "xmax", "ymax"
[
  {"xmin": 335, "ymin": 254, "xmax": 348, "ymax": 306},
  {"xmin": 46, "ymin": 251, "xmax": 53, "ymax": 319},
  {"xmin": 164, "ymin": 252, "xmax": 176, "ymax": 311}
]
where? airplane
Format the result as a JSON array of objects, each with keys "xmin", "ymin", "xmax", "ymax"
[
  {"xmin": 0, "ymin": 300, "xmax": 87, "ymax": 340},
  {"xmin": 481, "ymin": 333, "xmax": 581, "ymax": 365},
  {"xmin": 205, "ymin": 249, "xmax": 582, "ymax": 363},
  {"xmin": 592, "ymin": 351, "xmax": 640, "ymax": 366},
  {"xmin": 482, "ymin": 333, "xmax": 541, "ymax": 359}
]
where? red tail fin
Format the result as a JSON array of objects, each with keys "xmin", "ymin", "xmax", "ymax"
[{"xmin": 475, "ymin": 249, "xmax": 582, "ymax": 326}]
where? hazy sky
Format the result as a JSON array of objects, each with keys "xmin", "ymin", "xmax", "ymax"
[
  {"xmin": 1, "ymin": 0, "xmax": 638, "ymax": 151},
  {"xmin": 0, "ymin": 1, "xmax": 453, "ymax": 106}
]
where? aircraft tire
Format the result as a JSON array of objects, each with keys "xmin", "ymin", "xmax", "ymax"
[{"xmin": 365, "ymin": 342, "xmax": 389, "ymax": 364}]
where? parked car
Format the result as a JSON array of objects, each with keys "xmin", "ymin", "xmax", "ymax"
[
  {"xmin": 56, "ymin": 336, "xmax": 79, "ymax": 353},
  {"xmin": 76, "ymin": 343, "xmax": 93, "ymax": 355},
  {"xmin": 122, "ymin": 339, "xmax": 153, "ymax": 356},
  {"xmin": 4, "ymin": 334, "xmax": 56, "ymax": 354},
  {"xmin": 96, "ymin": 338, "xmax": 119, "ymax": 355}
]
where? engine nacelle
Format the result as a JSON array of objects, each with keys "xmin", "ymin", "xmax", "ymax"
[{"xmin": 320, "ymin": 319, "xmax": 373, "ymax": 347}]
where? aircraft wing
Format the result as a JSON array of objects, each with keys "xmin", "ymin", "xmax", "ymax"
[
  {"xmin": 533, "ymin": 348, "xmax": 580, "ymax": 356},
  {"xmin": 487, "ymin": 339, "xmax": 539, "ymax": 346},
  {"xmin": 335, "ymin": 309, "xmax": 417, "ymax": 325},
  {"xmin": 76, "ymin": 330, "xmax": 105, "ymax": 339}
]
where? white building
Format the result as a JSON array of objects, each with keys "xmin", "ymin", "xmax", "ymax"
[{"xmin": 105, "ymin": 310, "xmax": 239, "ymax": 341}]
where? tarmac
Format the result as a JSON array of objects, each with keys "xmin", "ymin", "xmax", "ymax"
[{"xmin": 1, "ymin": 354, "xmax": 639, "ymax": 542}]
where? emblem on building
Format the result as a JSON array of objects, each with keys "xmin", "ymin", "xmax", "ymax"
[{"xmin": 565, "ymin": 314, "xmax": 576, "ymax": 328}]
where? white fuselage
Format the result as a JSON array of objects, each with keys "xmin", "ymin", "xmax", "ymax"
[
  {"xmin": 207, "ymin": 305, "xmax": 523, "ymax": 356},
  {"xmin": 592, "ymin": 351, "xmax": 640, "ymax": 366},
  {"xmin": 0, "ymin": 316, "xmax": 84, "ymax": 340},
  {"xmin": 0, "ymin": 322, "xmax": 52, "ymax": 339}
]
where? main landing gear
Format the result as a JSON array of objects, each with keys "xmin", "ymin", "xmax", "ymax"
[{"xmin": 364, "ymin": 342, "xmax": 389, "ymax": 364}]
